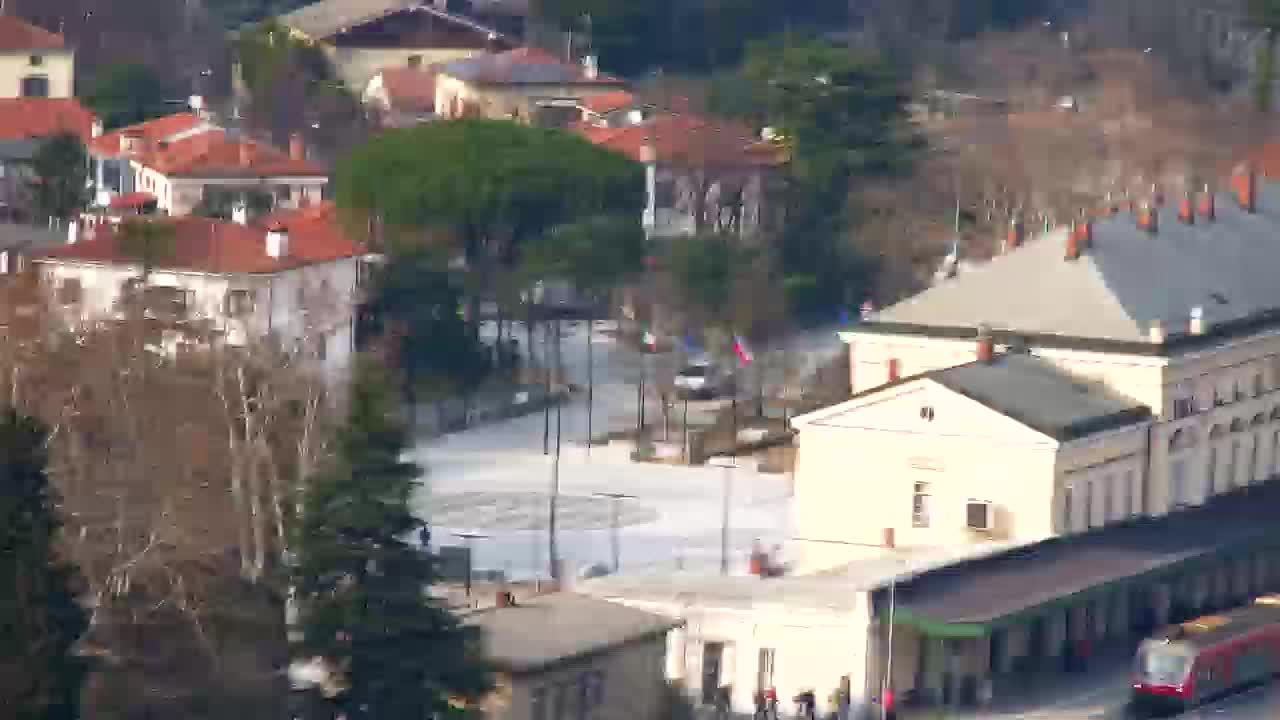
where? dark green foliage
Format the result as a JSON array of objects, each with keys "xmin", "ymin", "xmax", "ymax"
[
  {"xmin": 84, "ymin": 64, "xmax": 171, "ymax": 131},
  {"xmin": 1249, "ymin": 0, "xmax": 1280, "ymax": 111},
  {"xmin": 364, "ymin": 247, "xmax": 489, "ymax": 398},
  {"xmin": 234, "ymin": 20, "xmax": 333, "ymax": 98},
  {"xmin": 667, "ymin": 233, "xmax": 746, "ymax": 323},
  {"xmin": 521, "ymin": 214, "xmax": 645, "ymax": 297},
  {"xmin": 28, "ymin": 133, "xmax": 90, "ymax": 222},
  {"xmin": 336, "ymin": 120, "xmax": 644, "ymax": 253},
  {"xmin": 291, "ymin": 365, "xmax": 490, "ymax": 719},
  {"xmin": 741, "ymin": 40, "xmax": 917, "ymax": 318},
  {"xmin": 207, "ymin": 0, "xmax": 311, "ymax": 28},
  {"xmin": 0, "ymin": 407, "xmax": 89, "ymax": 720}
]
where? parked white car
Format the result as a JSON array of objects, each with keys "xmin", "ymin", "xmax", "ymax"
[{"xmin": 674, "ymin": 359, "xmax": 730, "ymax": 399}]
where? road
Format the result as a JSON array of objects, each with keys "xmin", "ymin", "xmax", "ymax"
[{"xmin": 408, "ymin": 320, "xmax": 846, "ymax": 580}]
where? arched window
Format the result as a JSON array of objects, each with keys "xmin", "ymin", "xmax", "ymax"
[{"xmin": 1230, "ymin": 418, "xmax": 1246, "ymax": 433}]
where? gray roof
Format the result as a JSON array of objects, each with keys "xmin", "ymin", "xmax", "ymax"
[
  {"xmin": 440, "ymin": 52, "xmax": 621, "ymax": 86},
  {"xmin": 927, "ymin": 354, "xmax": 1151, "ymax": 440},
  {"xmin": 0, "ymin": 138, "xmax": 41, "ymax": 162},
  {"xmin": 279, "ymin": 0, "xmax": 503, "ymax": 41},
  {"xmin": 465, "ymin": 592, "xmax": 679, "ymax": 674},
  {"xmin": 877, "ymin": 184, "xmax": 1280, "ymax": 343}
]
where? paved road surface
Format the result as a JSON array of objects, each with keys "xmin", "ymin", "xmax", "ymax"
[{"xmin": 408, "ymin": 321, "xmax": 844, "ymax": 579}]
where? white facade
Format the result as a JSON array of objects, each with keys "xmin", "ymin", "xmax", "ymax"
[
  {"xmin": 36, "ymin": 252, "xmax": 361, "ymax": 381},
  {"xmin": 579, "ymin": 575, "xmax": 873, "ymax": 719},
  {"xmin": 129, "ymin": 164, "xmax": 328, "ymax": 217}
]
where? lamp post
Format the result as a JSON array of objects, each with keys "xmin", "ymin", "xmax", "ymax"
[
  {"xmin": 592, "ymin": 492, "xmax": 636, "ymax": 573},
  {"xmin": 792, "ymin": 537, "xmax": 907, "ymax": 719},
  {"xmin": 452, "ymin": 531, "xmax": 490, "ymax": 599}
]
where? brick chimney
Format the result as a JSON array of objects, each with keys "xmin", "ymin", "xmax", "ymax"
[
  {"xmin": 1006, "ymin": 214, "xmax": 1025, "ymax": 251},
  {"xmin": 1137, "ymin": 204, "xmax": 1158, "ymax": 234},
  {"xmin": 1066, "ymin": 222, "xmax": 1081, "ymax": 260},
  {"xmin": 1178, "ymin": 192, "xmax": 1195, "ymax": 225},
  {"xmin": 1076, "ymin": 210, "xmax": 1092, "ymax": 248},
  {"xmin": 1198, "ymin": 184, "xmax": 1216, "ymax": 221},
  {"xmin": 239, "ymin": 140, "xmax": 253, "ymax": 168},
  {"xmin": 1232, "ymin": 165, "xmax": 1257, "ymax": 213},
  {"xmin": 882, "ymin": 527, "xmax": 895, "ymax": 549},
  {"xmin": 289, "ymin": 132, "xmax": 305, "ymax": 161},
  {"xmin": 976, "ymin": 324, "xmax": 995, "ymax": 363}
]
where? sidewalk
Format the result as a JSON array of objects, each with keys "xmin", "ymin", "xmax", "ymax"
[{"xmin": 900, "ymin": 645, "xmax": 1136, "ymax": 720}]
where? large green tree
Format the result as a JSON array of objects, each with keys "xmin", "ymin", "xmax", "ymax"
[
  {"xmin": 28, "ymin": 133, "xmax": 90, "ymax": 222},
  {"xmin": 741, "ymin": 39, "xmax": 917, "ymax": 317},
  {"xmin": 291, "ymin": 364, "xmax": 489, "ymax": 719},
  {"xmin": 0, "ymin": 407, "xmax": 89, "ymax": 720},
  {"xmin": 84, "ymin": 63, "xmax": 171, "ymax": 131}
]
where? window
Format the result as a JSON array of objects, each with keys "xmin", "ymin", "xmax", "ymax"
[
  {"xmin": 966, "ymin": 500, "xmax": 992, "ymax": 531},
  {"xmin": 20, "ymin": 75, "xmax": 48, "ymax": 97},
  {"xmin": 1274, "ymin": 429, "xmax": 1280, "ymax": 477},
  {"xmin": 1256, "ymin": 373, "xmax": 1265, "ymax": 397},
  {"xmin": 919, "ymin": 406, "xmax": 935, "ymax": 421},
  {"xmin": 1085, "ymin": 481, "xmax": 1095, "ymax": 528},
  {"xmin": 316, "ymin": 333, "xmax": 328, "ymax": 361},
  {"xmin": 912, "ymin": 482, "xmax": 930, "ymax": 528},
  {"xmin": 1123, "ymin": 470, "xmax": 1135, "ymax": 517},
  {"xmin": 1229, "ymin": 441, "xmax": 1240, "ymax": 488},
  {"xmin": 531, "ymin": 687, "xmax": 547, "ymax": 720},
  {"xmin": 1171, "ymin": 458, "xmax": 1188, "ymax": 507},
  {"xmin": 1235, "ymin": 382, "xmax": 1246, "ymax": 402},
  {"xmin": 407, "ymin": 54, "xmax": 423, "ymax": 68},
  {"xmin": 225, "ymin": 289, "xmax": 254, "ymax": 316},
  {"xmin": 56, "ymin": 277, "xmax": 81, "ymax": 304},
  {"xmin": 1103, "ymin": 474, "xmax": 1114, "ymax": 523},
  {"xmin": 28, "ymin": 54, "xmax": 42, "ymax": 66},
  {"xmin": 1062, "ymin": 485, "xmax": 1074, "ymax": 532},
  {"xmin": 1214, "ymin": 386, "xmax": 1227, "ymax": 407},
  {"xmin": 1251, "ymin": 435, "xmax": 1261, "ymax": 486},
  {"xmin": 1206, "ymin": 446, "xmax": 1218, "ymax": 495},
  {"xmin": 1172, "ymin": 397, "xmax": 1196, "ymax": 420}
]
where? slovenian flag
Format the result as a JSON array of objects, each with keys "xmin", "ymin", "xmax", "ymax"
[{"xmin": 733, "ymin": 335, "xmax": 754, "ymax": 365}]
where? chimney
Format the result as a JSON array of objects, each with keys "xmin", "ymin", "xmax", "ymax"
[
  {"xmin": 495, "ymin": 590, "xmax": 514, "ymax": 608},
  {"xmin": 976, "ymin": 324, "xmax": 995, "ymax": 363},
  {"xmin": 231, "ymin": 201, "xmax": 248, "ymax": 225},
  {"xmin": 91, "ymin": 117, "xmax": 103, "ymax": 138},
  {"xmin": 1149, "ymin": 319, "xmax": 1166, "ymax": 344},
  {"xmin": 66, "ymin": 219, "xmax": 79, "ymax": 245},
  {"xmin": 1137, "ymin": 204, "xmax": 1158, "ymax": 234},
  {"xmin": 239, "ymin": 140, "xmax": 253, "ymax": 167},
  {"xmin": 882, "ymin": 527, "xmax": 895, "ymax": 549},
  {"xmin": 1190, "ymin": 306, "xmax": 1207, "ymax": 335},
  {"xmin": 638, "ymin": 141, "xmax": 656, "ymax": 165},
  {"xmin": 266, "ymin": 223, "xmax": 289, "ymax": 258},
  {"xmin": 1232, "ymin": 165, "xmax": 1257, "ymax": 213},
  {"xmin": 1178, "ymin": 192, "xmax": 1195, "ymax": 224},
  {"xmin": 289, "ymin": 132, "xmax": 305, "ymax": 161},
  {"xmin": 581, "ymin": 54, "xmax": 599, "ymax": 80},
  {"xmin": 1076, "ymin": 209, "xmax": 1092, "ymax": 248},
  {"xmin": 1065, "ymin": 222, "xmax": 1081, "ymax": 260},
  {"xmin": 121, "ymin": 129, "xmax": 142, "ymax": 155},
  {"xmin": 1006, "ymin": 214, "xmax": 1024, "ymax": 251},
  {"xmin": 1198, "ymin": 184, "xmax": 1216, "ymax": 221}
]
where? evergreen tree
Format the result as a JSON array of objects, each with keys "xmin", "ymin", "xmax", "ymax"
[
  {"xmin": 291, "ymin": 365, "xmax": 490, "ymax": 719},
  {"xmin": 28, "ymin": 133, "xmax": 90, "ymax": 222},
  {"xmin": 0, "ymin": 407, "xmax": 89, "ymax": 720}
]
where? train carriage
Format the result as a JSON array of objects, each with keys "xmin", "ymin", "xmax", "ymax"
[{"xmin": 1131, "ymin": 594, "xmax": 1280, "ymax": 714}]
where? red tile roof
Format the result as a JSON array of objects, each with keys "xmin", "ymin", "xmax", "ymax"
[
  {"xmin": 573, "ymin": 113, "xmax": 785, "ymax": 168},
  {"xmin": 579, "ymin": 90, "xmax": 635, "ymax": 115},
  {"xmin": 0, "ymin": 16, "xmax": 65, "ymax": 52},
  {"xmin": 88, "ymin": 112, "xmax": 205, "ymax": 156},
  {"xmin": 135, "ymin": 129, "xmax": 328, "ymax": 178},
  {"xmin": 0, "ymin": 98, "xmax": 97, "ymax": 141},
  {"xmin": 376, "ymin": 66, "xmax": 438, "ymax": 114},
  {"xmin": 108, "ymin": 192, "xmax": 156, "ymax": 209},
  {"xmin": 38, "ymin": 202, "xmax": 364, "ymax": 274}
]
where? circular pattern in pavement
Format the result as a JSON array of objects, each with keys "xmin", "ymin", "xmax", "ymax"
[{"xmin": 425, "ymin": 491, "xmax": 659, "ymax": 532}]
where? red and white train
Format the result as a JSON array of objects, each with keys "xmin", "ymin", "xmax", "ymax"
[{"xmin": 1131, "ymin": 594, "xmax": 1280, "ymax": 714}]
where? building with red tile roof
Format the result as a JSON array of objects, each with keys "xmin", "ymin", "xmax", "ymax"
[
  {"xmin": 362, "ymin": 65, "xmax": 439, "ymax": 128},
  {"xmin": 87, "ymin": 112, "xmax": 217, "ymax": 209},
  {"xmin": 0, "ymin": 16, "xmax": 76, "ymax": 98},
  {"xmin": 573, "ymin": 111, "xmax": 786, "ymax": 238},
  {"xmin": 0, "ymin": 97, "xmax": 98, "ymax": 141},
  {"xmin": 435, "ymin": 47, "xmax": 627, "ymax": 125},
  {"xmin": 126, "ymin": 128, "xmax": 329, "ymax": 217},
  {"xmin": 36, "ymin": 202, "xmax": 367, "ymax": 376}
]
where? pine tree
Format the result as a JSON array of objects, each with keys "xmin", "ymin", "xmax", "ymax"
[
  {"xmin": 292, "ymin": 364, "xmax": 490, "ymax": 719},
  {"xmin": 0, "ymin": 407, "xmax": 89, "ymax": 720}
]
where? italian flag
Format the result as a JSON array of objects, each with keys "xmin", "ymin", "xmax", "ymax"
[{"xmin": 733, "ymin": 336, "xmax": 754, "ymax": 365}]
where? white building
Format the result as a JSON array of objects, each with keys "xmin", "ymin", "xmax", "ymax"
[
  {"xmin": 87, "ymin": 112, "xmax": 217, "ymax": 208},
  {"xmin": 577, "ymin": 545, "xmax": 1019, "ymax": 720},
  {"xmin": 792, "ymin": 168, "xmax": 1280, "ymax": 572},
  {"xmin": 33, "ymin": 202, "xmax": 368, "ymax": 380}
]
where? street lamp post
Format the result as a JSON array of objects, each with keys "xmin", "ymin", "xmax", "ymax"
[{"xmin": 592, "ymin": 492, "xmax": 636, "ymax": 573}]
